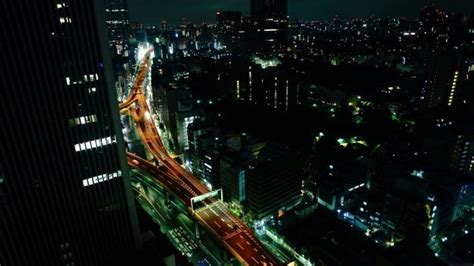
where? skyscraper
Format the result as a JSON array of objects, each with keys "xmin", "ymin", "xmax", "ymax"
[
  {"xmin": 104, "ymin": 0, "xmax": 131, "ymax": 114},
  {"xmin": 104, "ymin": 0, "xmax": 129, "ymax": 54},
  {"xmin": 216, "ymin": 11, "xmax": 243, "ymax": 49},
  {"xmin": 422, "ymin": 53, "xmax": 465, "ymax": 108},
  {"xmin": 250, "ymin": 0, "xmax": 288, "ymax": 44},
  {"xmin": 251, "ymin": 0, "xmax": 288, "ymax": 19},
  {"xmin": 0, "ymin": 1, "xmax": 140, "ymax": 265}
]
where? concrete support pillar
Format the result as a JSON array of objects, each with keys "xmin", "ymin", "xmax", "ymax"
[
  {"xmin": 195, "ymin": 221, "xmax": 200, "ymax": 239},
  {"xmin": 165, "ymin": 191, "xmax": 170, "ymax": 206}
]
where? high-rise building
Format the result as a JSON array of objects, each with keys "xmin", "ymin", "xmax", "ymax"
[
  {"xmin": 250, "ymin": 0, "xmax": 288, "ymax": 44},
  {"xmin": 251, "ymin": 0, "xmax": 288, "ymax": 19},
  {"xmin": 219, "ymin": 139, "xmax": 303, "ymax": 219},
  {"xmin": 0, "ymin": 1, "xmax": 140, "ymax": 265},
  {"xmin": 157, "ymin": 83, "xmax": 200, "ymax": 154},
  {"xmin": 220, "ymin": 136, "xmax": 265, "ymax": 204},
  {"xmin": 450, "ymin": 134, "xmax": 474, "ymax": 174},
  {"xmin": 216, "ymin": 11, "xmax": 243, "ymax": 49},
  {"xmin": 245, "ymin": 143, "xmax": 303, "ymax": 219},
  {"xmin": 104, "ymin": 0, "xmax": 130, "ymax": 105},
  {"xmin": 187, "ymin": 124, "xmax": 222, "ymax": 188},
  {"xmin": 104, "ymin": 0, "xmax": 129, "ymax": 54},
  {"xmin": 230, "ymin": 58, "xmax": 300, "ymax": 111},
  {"xmin": 422, "ymin": 53, "xmax": 466, "ymax": 108}
]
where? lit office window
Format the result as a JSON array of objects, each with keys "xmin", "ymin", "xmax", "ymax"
[
  {"xmin": 84, "ymin": 74, "xmax": 98, "ymax": 82},
  {"xmin": 59, "ymin": 17, "xmax": 72, "ymax": 24},
  {"xmin": 69, "ymin": 115, "xmax": 97, "ymax": 126},
  {"xmin": 448, "ymin": 71, "xmax": 459, "ymax": 106},
  {"xmin": 236, "ymin": 80, "xmax": 240, "ymax": 99},
  {"xmin": 74, "ymin": 136, "xmax": 116, "ymax": 152},
  {"xmin": 82, "ymin": 170, "xmax": 122, "ymax": 187}
]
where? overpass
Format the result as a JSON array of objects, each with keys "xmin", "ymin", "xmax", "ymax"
[{"xmin": 120, "ymin": 49, "xmax": 282, "ymax": 265}]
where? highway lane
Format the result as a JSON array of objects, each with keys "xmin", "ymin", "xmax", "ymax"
[
  {"xmin": 128, "ymin": 153, "xmax": 193, "ymax": 204},
  {"xmin": 129, "ymin": 95, "xmax": 209, "ymax": 197},
  {"xmin": 195, "ymin": 201, "xmax": 279, "ymax": 266},
  {"xmin": 120, "ymin": 49, "xmax": 209, "ymax": 196},
  {"xmin": 119, "ymin": 49, "xmax": 152, "ymax": 112}
]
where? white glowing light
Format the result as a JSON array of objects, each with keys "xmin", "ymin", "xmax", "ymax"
[
  {"xmin": 144, "ymin": 111, "xmax": 151, "ymax": 120},
  {"xmin": 137, "ymin": 42, "xmax": 154, "ymax": 61}
]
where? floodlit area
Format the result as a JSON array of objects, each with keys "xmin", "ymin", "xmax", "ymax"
[
  {"xmin": 252, "ymin": 55, "xmax": 282, "ymax": 69},
  {"xmin": 137, "ymin": 42, "xmax": 155, "ymax": 61}
]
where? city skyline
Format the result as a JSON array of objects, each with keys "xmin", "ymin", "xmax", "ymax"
[
  {"xmin": 2, "ymin": 0, "xmax": 474, "ymax": 265},
  {"xmin": 128, "ymin": 0, "xmax": 474, "ymax": 25}
]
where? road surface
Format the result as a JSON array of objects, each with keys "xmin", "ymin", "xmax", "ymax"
[{"xmin": 121, "ymin": 49, "xmax": 282, "ymax": 266}]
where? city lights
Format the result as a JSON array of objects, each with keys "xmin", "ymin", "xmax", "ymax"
[{"xmin": 4, "ymin": 0, "xmax": 474, "ymax": 265}]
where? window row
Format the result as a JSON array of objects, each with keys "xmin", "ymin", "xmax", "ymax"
[
  {"xmin": 82, "ymin": 170, "xmax": 122, "ymax": 187},
  {"xmin": 69, "ymin": 115, "xmax": 97, "ymax": 126},
  {"xmin": 74, "ymin": 136, "xmax": 116, "ymax": 152}
]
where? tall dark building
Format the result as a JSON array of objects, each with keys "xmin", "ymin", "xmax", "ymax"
[
  {"xmin": 422, "ymin": 53, "xmax": 466, "ymax": 108},
  {"xmin": 251, "ymin": 0, "xmax": 288, "ymax": 19},
  {"xmin": 104, "ymin": 0, "xmax": 129, "ymax": 54},
  {"xmin": 0, "ymin": 1, "xmax": 140, "ymax": 265},
  {"xmin": 249, "ymin": 0, "xmax": 288, "ymax": 44},
  {"xmin": 246, "ymin": 143, "xmax": 303, "ymax": 219},
  {"xmin": 216, "ymin": 11, "xmax": 243, "ymax": 49}
]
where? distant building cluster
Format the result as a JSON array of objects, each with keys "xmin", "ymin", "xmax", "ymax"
[{"xmin": 136, "ymin": 2, "xmax": 474, "ymax": 264}]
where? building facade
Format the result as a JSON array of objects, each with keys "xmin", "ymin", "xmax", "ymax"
[
  {"xmin": 250, "ymin": 0, "xmax": 288, "ymax": 44},
  {"xmin": 104, "ymin": 0, "xmax": 129, "ymax": 54},
  {"xmin": 0, "ymin": 1, "xmax": 140, "ymax": 265}
]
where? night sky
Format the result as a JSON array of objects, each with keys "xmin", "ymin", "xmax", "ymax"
[{"xmin": 129, "ymin": 0, "xmax": 474, "ymax": 25}]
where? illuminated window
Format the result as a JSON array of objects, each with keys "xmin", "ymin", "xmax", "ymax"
[
  {"xmin": 448, "ymin": 71, "xmax": 459, "ymax": 106},
  {"xmin": 248, "ymin": 66, "xmax": 253, "ymax": 101},
  {"xmin": 69, "ymin": 115, "xmax": 97, "ymax": 126},
  {"xmin": 82, "ymin": 170, "xmax": 122, "ymax": 187},
  {"xmin": 59, "ymin": 17, "xmax": 71, "ymax": 24},
  {"xmin": 236, "ymin": 80, "xmax": 240, "ymax": 99},
  {"xmin": 296, "ymin": 84, "xmax": 300, "ymax": 105},
  {"xmin": 274, "ymin": 77, "xmax": 278, "ymax": 109},
  {"xmin": 74, "ymin": 136, "xmax": 115, "ymax": 152},
  {"xmin": 66, "ymin": 77, "xmax": 70, "ymax": 85},
  {"xmin": 88, "ymin": 87, "xmax": 96, "ymax": 93},
  {"xmin": 83, "ymin": 74, "xmax": 98, "ymax": 82}
]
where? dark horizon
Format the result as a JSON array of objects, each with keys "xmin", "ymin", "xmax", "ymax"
[{"xmin": 129, "ymin": 0, "xmax": 474, "ymax": 25}]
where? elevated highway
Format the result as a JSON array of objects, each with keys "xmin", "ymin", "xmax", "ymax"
[{"xmin": 121, "ymin": 49, "xmax": 281, "ymax": 265}]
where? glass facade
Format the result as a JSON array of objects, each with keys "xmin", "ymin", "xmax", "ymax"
[{"xmin": 0, "ymin": 0, "xmax": 139, "ymax": 265}]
